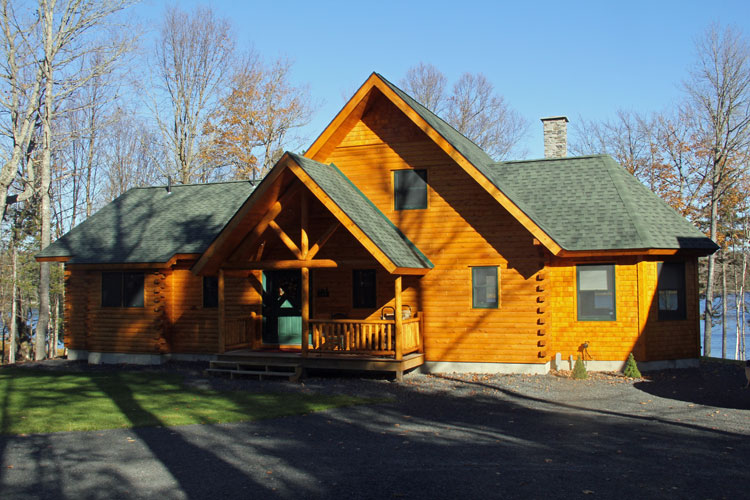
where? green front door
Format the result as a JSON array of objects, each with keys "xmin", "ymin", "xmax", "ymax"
[{"xmin": 262, "ymin": 270, "xmax": 302, "ymax": 345}]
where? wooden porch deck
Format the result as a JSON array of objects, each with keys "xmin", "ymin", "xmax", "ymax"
[{"xmin": 216, "ymin": 349, "xmax": 425, "ymax": 381}]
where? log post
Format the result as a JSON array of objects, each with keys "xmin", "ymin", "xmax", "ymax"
[
  {"xmin": 301, "ymin": 267, "xmax": 309, "ymax": 357},
  {"xmin": 218, "ymin": 269, "xmax": 225, "ymax": 354},
  {"xmin": 394, "ymin": 275, "xmax": 403, "ymax": 361},
  {"xmin": 300, "ymin": 190, "xmax": 309, "ymax": 259}
]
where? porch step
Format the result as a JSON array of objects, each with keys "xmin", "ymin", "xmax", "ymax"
[{"xmin": 206, "ymin": 360, "xmax": 302, "ymax": 382}]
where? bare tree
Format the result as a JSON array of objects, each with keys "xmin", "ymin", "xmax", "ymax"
[
  {"xmin": 103, "ymin": 113, "xmax": 161, "ymax": 200},
  {"xmin": 684, "ymin": 25, "xmax": 750, "ymax": 357},
  {"xmin": 0, "ymin": 0, "xmax": 42, "ymax": 222},
  {"xmin": 401, "ymin": 64, "xmax": 529, "ymax": 160},
  {"xmin": 571, "ymin": 110, "xmax": 692, "ymax": 213},
  {"xmin": 151, "ymin": 5, "xmax": 234, "ymax": 184},
  {"xmin": 400, "ymin": 62, "xmax": 448, "ymax": 115}
]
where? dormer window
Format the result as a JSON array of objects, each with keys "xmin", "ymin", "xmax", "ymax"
[{"xmin": 394, "ymin": 169, "xmax": 427, "ymax": 210}]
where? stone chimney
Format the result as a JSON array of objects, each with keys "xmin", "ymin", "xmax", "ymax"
[{"xmin": 541, "ymin": 116, "xmax": 568, "ymax": 158}]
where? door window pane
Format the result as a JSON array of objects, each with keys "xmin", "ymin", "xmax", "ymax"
[
  {"xmin": 203, "ymin": 276, "xmax": 219, "ymax": 308},
  {"xmin": 353, "ymin": 269, "xmax": 377, "ymax": 308}
]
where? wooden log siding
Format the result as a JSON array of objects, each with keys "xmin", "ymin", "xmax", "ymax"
[
  {"xmin": 66, "ymin": 268, "xmax": 168, "ymax": 354},
  {"xmin": 547, "ymin": 257, "xmax": 641, "ymax": 363},
  {"xmin": 640, "ymin": 257, "xmax": 700, "ymax": 361},
  {"xmin": 319, "ymin": 92, "xmax": 545, "ymax": 364},
  {"xmin": 63, "ymin": 269, "xmax": 89, "ymax": 351}
]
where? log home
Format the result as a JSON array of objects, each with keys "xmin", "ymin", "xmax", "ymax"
[{"xmin": 37, "ymin": 73, "xmax": 718, "ymax": 377}]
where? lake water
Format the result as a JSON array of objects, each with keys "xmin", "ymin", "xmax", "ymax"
[{"xmin": 700, "ymin": 292, "xmax": 750, "ymax": 359}]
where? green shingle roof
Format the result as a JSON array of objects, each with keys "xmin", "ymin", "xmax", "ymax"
[
  {"xmin": 377, "ymin": 73, "xmax": 716, "ymax": 253},
  {"xmin": 288, "ymin": 152, "xmax": 432, "ymax": 269},
  {"xmin": 486, "ymin": 155, "xmax": 718, "ymax": 251},
  {"xmin": 37, "ymin": 181, "xmax": 256, "ymax": 264}
]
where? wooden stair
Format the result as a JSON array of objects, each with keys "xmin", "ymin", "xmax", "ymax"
[{"xmin": 206, "ymin": 360, "xmax": 302, "ymax": 382}]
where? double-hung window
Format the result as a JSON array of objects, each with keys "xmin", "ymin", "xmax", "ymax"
[
  {"xmin": 101, "ymin": 272, "xmax": 144, "ymax": 308},
  {"xmin": 577, "ymin": 264, "xmax": 615, "ymax": 321},
  {"xmin": 657, "ymin": 262, "xmax": 686, "ymax": 320},
  {"xmin": 472, "ymin": 266, "xmax": 499, "ymax": 309}
]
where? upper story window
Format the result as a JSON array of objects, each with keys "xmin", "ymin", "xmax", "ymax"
[
  {"xmin": 394, "ymin": 169, "xmax": 427, "ymax": 210},
  {"xmin": 472, "ymin": 266, "xmax": 499, "ymax": 309},
  {"xmin": 102, "ymin": 272, "xmax": 144, "ymax": 308},
  {"xmin": 577, "ymin": 264, "xmax": 615, "ymax": 321},
  {"xmin": 203, "ymin": 276, "xmax": 219, "ymax": 308},
  {"xmin": 657, "ymin": 262, "xmax": 686, "ymax": 321}
]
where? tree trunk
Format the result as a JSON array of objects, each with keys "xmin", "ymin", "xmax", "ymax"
[
  {"xmin": 703, "ymin": 197, "xmax": 719, "ymax": 357},
  {"xmin": 35, "ymin": 7, "xmax": 54, "ymax": 361},
  {"xmin": 9, "ymin": 241, "xmax": 17, "ymax": 364},
  {"xmin": 721, "ymin": 254, "xmax": 727, "ymax": 359}
]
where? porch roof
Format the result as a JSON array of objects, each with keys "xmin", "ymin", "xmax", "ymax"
[{"xmin": 287, "ymin": 152, "xmax": 432, "ymax": 271}]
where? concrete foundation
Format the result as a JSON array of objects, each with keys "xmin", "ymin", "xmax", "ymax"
[
  {"xmin": 421, "ymin": 361, "xmax": 551, "ymax": 375},
  {"xmin": 65, "ymin": 350, "xmax": 216, "ymax": 365}
]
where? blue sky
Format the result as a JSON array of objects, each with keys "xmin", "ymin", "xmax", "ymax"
[{"xmin": 135, "ymin": 0, "xmax": 750, "ymax": 159}]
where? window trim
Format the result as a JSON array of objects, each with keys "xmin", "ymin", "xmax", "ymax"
[
  {"xmin": 101, "ymin": 271, "xmax": 144, "ymax": 308},
  {"xmin": 576, "ymin": 264, "xmax": 616, "ymax": 321},
  {"xmin": 657, "ymin": 261, "xmax": 687, "ymax": 321},
  {"xmin": 393, "ymin": 169, "xmax": 428, "ymax": 211},
  {"xmin": 352, "ymin": 269, "xmax": 377, "ymax": 309},
  {"xmin": 471, "ymin": 266, "xmax": 499, "ymax": 309}
]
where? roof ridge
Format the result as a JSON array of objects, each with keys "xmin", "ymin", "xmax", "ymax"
[
  {"xmin": 495, "ymin": 154, "xmax": 610, "ymax": 166},
  {"xmin": 134, "ymin": 179, "xmax": 257, "ymax": 190},
  {"xmin": 602, "ymin": 158, "xmax": 652, "ymax": 248}
]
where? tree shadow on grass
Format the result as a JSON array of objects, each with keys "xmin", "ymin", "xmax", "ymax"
[{"xmin": 89, "ymin": 372, "xmax": 273, "ymax": 500}]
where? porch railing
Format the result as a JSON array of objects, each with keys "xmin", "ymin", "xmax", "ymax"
[
  {"xmin": 309, "ymin": 314, "xmax": 422, "ymax": 358},
  {"xmin": 225, "ymin": 318, "xmax": 253, "ymax": 349}
]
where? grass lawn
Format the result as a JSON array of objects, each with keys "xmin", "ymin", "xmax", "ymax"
[{"xmin": 0, "ymin": 367, "xmax": 372, "ymax": 435}]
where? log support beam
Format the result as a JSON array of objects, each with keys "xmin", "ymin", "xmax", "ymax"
[
  {"xmin": 395, "ymin": 275, "xmax": 403, "ymax": 362},
  {"xmin": 218, "ymin": 269, "xmax": 225, "ymax": 354},
  {"xmin": 301, "ymin": 266, "xmax": 309, "ymax": 357}
]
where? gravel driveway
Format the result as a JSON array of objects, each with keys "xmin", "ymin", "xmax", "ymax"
[{"xmin": 1, "ymin": 360, "xmax": 748, "ymax": 499}]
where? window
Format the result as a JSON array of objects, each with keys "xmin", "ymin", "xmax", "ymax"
[
  {"xmin": 657, "ymin": 262, "xmax": 686, "ymax": 320},
  {"xmin": 203, "ymin": 276, "xmax": 219, "ymax": 308},
  {"xmin": 577, "ymin": 264, "xmax": 615, "ymax": 321},
  {"xmin": 352, "ymin": 269, "xmax": 376, "ymax": 308},
  {"xmin": 102, "ymin": 272, "xmax": 143, "ymax": 308},
  {"xmin": 394, "ymin": 169, "xmax": 427, "ymax": 210},
  {"xmin": 472, "ymin": 266, "xmax": 498, "ymax": 309}
]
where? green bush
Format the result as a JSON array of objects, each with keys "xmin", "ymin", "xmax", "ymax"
[
  {"xmin": 623, "ymin": 353, "xmax": 642, "ymax": 378},
  {"xmin": 572, "ymin": 356, "xmax": 588, "ymax": 379}
]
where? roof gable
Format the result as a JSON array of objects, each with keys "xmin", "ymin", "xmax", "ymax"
[
  {"xmin": 193, "ymin": 153, "xmax": 432, "ymax": 275},
  {"xmin": 305, "ymin": 72, "xmax": 717, "ymax": 255}
]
